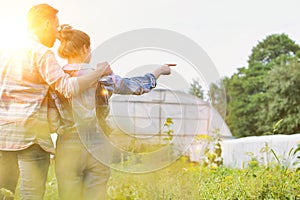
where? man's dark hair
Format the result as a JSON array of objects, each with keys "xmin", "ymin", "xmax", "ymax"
[{"xmin": 27, "ymin": 4, "xmax": 58, "ymax": 30}]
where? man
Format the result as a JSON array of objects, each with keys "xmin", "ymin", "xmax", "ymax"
[{"xmin": 0, "ymin": 4, "xmax": 112, "ymax": 200}]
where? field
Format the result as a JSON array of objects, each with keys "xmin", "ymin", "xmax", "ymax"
[{"xmin": 9, "ymin": 156, "xmax": 300, "ymax": 200}]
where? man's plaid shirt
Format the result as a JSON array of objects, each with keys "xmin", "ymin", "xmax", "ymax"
[{"xmin": 0, "ymin": 35, "xmax": 79, "ymax": 154}]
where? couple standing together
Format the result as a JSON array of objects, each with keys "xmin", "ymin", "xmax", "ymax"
[{"xmin": 0, "ymin": 3, "xmax": 173, "ymax": 200}]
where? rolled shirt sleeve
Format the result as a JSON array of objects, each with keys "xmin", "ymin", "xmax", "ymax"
[{"xmin": 102, "ymin": 73, "xmax": 157, "ymax": 95}]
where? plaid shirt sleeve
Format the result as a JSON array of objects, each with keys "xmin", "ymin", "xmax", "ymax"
[{"xmin": 39, "ymin": 51, "xmax": 79, "ymax": 98}]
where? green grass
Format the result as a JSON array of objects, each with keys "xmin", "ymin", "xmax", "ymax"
[
  {"xmin": 44, "ymin": 159, "xmax": 59, "ymax": 200},
  {"xmin": 11, "ymin": 156, "xmax": 300, "ymax": 200},
  {"xmin": 107, "ymin": 156, "xmax": 300, "ymax": 200}
]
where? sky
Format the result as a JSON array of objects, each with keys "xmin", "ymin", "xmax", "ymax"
[{"xmin": 0, "ymin": 0, "xmax": 300, "ymax": 79}]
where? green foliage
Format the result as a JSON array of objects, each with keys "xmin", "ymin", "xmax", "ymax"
[
  {"xmin": 44, "ymin": 159, "xmax": 59, "ymax": 200},
  {"xmin": 270, "ymin": 143, "xmax": 300, "ymax": 171},
  {"xmin": 107, "ymin": 157, "xmax": 300, "ymax": 199},
  {"xmin": 208, "ymin": 79, "xmax": 227, "ymax": 119},
  {"xmin": 258, "ymin": 59, "xmax": 300, "ymax": 134},
  {"xmin": 189, "ymin": 79, "xmax": 205, "ymax": 99},
  {"xmin": 162, "ymin": 117, "xmax": 174, "ymax": 141},
  {"xmin": 12, "ymin": 154, "xmax": 300, "ymax": 200},
  {"xmin": 226, "ymin": 68, "xmax": 261, "ymax": 137},
  {"xmin": 225, "ymin": 33, "xmax": 300, "ymax": 137},
  {"xmin": 248, "ymin": 33, "xmax": 300, "ymax": 66},
  {"xmin": 0, "ymin": 188, "xmax": 14, "ymax": 200},
  {"xmin": 263, "ymin": 119, "xmax": 283, "ymax": 135},
  {"xmin": 244, "ymin": 152, "xmax": 260, "ymax": 169},
  {"xmin": 244, "ymin": 140, "xmax": 300, "ymax": 172},
  {"xmin": 244, "ymin": 143, "xmax": 275, "ymax": 169},
  {"xmin": 197, "ymin": 129, "xmax": 223, "ymax": 167}
]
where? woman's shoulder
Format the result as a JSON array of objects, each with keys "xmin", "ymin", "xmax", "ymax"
[{"xmin": 63, "ymin": 63, "xmax": 94, "ymax": 75}]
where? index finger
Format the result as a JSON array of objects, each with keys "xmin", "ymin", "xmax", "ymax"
[{"xmin": 164, "ymin": 63, "xmax": 177, "ymax": 66}]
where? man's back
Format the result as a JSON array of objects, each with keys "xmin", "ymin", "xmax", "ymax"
[{"xmin": 0, "ymin": 35, "xmax": 55, "ymax": 152}]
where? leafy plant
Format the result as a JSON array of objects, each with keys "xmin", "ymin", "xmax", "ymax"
[
  {"xmin": 189, "ymin": 78, "xmax": 205, "ymax": 100},
  {"xmin": 244, "ymin": 151, "xmax": 262, "ymax": 169},
  {"xmin": 263, "ymin": 119, "xmax": 283, "ymax": 135},
  {"xmin": 197, "ymin": 129, "xmax": 223, "ymax": 167},
  {"xmin": 0, "ymin": 188, "xmax": 14, "ymax": 200},
  {"xmin": 271, "ymin": 142, "xmax": 300, "ymax": 171},
  {"xmin": 162, "ymin": 117, "xmax": 174, "ymax": 141}
]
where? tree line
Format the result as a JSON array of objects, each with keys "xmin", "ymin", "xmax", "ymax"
[{"xmin": 190, "ymin": 34, "xmax": 300, "ymax": 138}]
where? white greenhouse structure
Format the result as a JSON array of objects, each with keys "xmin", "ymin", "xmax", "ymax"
[
  {"xmin": 50, "ymin": 88, "xmax": 300, "ymax": 169},
  {"xmin": 107, "ymin": 89, "xmax": 300, "ymax": 169},
  {"xmin": 106, "ymin": 89, "xmax": 231, "ymax": 159}
]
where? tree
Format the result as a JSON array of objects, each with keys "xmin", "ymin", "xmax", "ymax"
[
  {"xmin": 226, "ymin": 34, "xmax": 300, "ymax": 137},
  {"xmin": 189, "ymin": 79, "xmax": 204, "ymax": 100},
  {"xmin": 248, "ymin": 34, "xmax": 300, "ymax": 67},
  {"xmin": 208, "ymin": 79, "xmax": 227, "ymax": 119},
  {"xmin": 258, "ymin": 59, "xmax": 300, "ymax": 135},
  {"xmin": 225, "ymin": 67, "xmax": 259, "ymax": 137}
]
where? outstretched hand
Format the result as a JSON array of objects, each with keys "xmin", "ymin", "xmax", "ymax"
[{"xmin": 152, "ymin": 63, "xmax": 176, "ymax": 79}]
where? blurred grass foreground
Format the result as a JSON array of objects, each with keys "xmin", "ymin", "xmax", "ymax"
[{"xmin": 8, "ymin": 155, "xmax": 300, "ymax": 200}]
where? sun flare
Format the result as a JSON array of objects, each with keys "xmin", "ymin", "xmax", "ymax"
[{"xmin": 0, "ymin": 19, "xmax": 27, "ymax": 50}]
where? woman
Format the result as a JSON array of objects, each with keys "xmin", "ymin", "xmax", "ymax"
[{"xmin": 51, "ymin": 25, "xmax": 173, "ymax": 200}]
